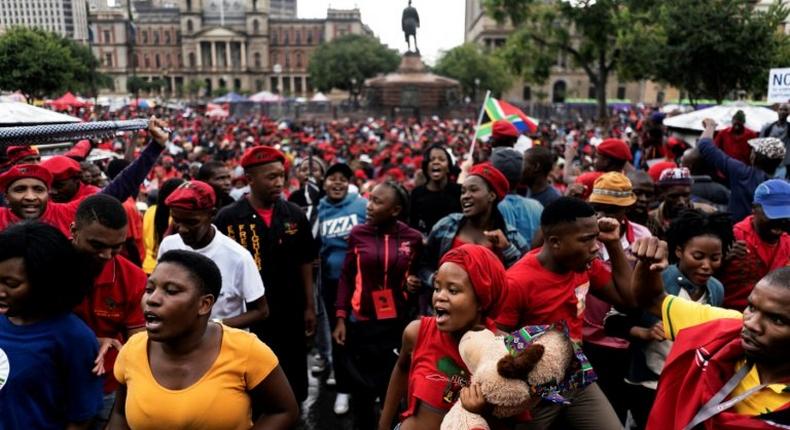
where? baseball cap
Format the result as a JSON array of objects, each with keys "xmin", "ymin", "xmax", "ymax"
[{"xmin": 754, "ymin": 179, "xmax": 790, "ymax": 220}]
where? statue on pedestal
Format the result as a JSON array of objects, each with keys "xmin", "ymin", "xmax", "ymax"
[{"xmin": 402, "ymin": 0, "xmax": 420, "ymax": 54}]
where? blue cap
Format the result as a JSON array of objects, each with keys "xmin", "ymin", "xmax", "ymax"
[{"xmin": 754, "ymin": 179, "xmax": 790, "ymax": 220}]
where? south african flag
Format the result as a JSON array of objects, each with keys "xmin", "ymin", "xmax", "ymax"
[{"xmin": 475, "ymin": 94, "xmax": 539, "ymax": 140}]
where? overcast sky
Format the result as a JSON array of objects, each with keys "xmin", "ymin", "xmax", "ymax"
[{"xmin": 298, "ymin": 0, "xmax": 466, "ymax": 65}]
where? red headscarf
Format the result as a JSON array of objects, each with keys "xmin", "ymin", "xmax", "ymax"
[{"xmin": 439, "ymin": 244, "xmax": 506, "ymax": 320}]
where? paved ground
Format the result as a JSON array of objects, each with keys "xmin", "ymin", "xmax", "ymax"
[{"xmin": 296, "ymin": 353, "xmax": 354, "ymax": 430}]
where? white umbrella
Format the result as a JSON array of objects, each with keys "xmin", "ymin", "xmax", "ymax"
[
  {"xmin": 664, "ymin": 103, "xmax": 777, "ymax": 132},
  {"xmin": 0, "ymin": 102, "xmax": 81, "ymax": 125}
]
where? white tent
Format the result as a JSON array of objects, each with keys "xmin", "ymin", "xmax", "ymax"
[
  {"xmin": 0, "ymin": 102, "xmax": 80, "ymax": 126},
  {"xmin": 664, "ymin": 102, "xmax": 777, "ymax": 132},
  {"xmin": 0, "ymin": 91, "xmax": 27, "ymax": 103},
  {"xmin": 249, "ymin": 90, "xmax": 282, "ymax": 103},
  {"xmin": 311, "ymin": 92, "xmax": 329, "ymax": 102}
]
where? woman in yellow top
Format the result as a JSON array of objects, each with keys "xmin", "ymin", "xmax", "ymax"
[
  {"xmin": 142, "ymin": 178, "xmax": 184, "ymax": 274},
  {"xmin": 107, "ymin": 249, "xmax": 298, "ymax": 430}
]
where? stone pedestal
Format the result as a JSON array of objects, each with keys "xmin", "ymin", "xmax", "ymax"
[{"xmin": 364, "ymin": 52, "xmax": 461, "ymax": 110}]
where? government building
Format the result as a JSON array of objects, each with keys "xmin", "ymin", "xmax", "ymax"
[{"xmin": 89, "ymin": 0, "xmax": 373, "ymax": 96}]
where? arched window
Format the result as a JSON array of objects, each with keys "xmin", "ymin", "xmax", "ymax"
[
  {"xmin": 272, "ymin": 31, "xmax": 277, "ymax": 44},
  {"xmin": 295, "ymin": 51, "xmax": 302, "ymax": 68},
  {"xmin": 186, "ymin": 0, "xmax": 191, "ymax": 11},
  {"xmin": 186, "ymin": 19, "xmax": 193, "ymax": 33},
  {"xmin": 189, "ymin": 52, "xmax": 195, "ymax": 67},
  {"xmin": 254, "ymin": 52, "xmax": 261, "ymax": 68},
  {"xmin": 270, "ymin": 51, "xmax": 277, "ymax": 67},
  {"xmin": 295, "ymin": 31, "xmax": 300, "ymax": 45},
  {"xmin": 155, "ymin": 54, "xmax": 160, "ymax": 68},
  {"xmin": 284, "ymin": 52, "xmax": 290, "ymax": 68},
  {"xmin": 153, "ymin": 31, "xmax": 159, "ymax": 45},
  {"xmin": 253, "ymin": 19, "xmax": 260, "ymax": 34},
  {"xmin": 283, "ymin": 30, "xmax": 289, "ymax": 45},
  {"xmin": 552, "ymin": 80, "xmax": 566, "ymax": 103}
]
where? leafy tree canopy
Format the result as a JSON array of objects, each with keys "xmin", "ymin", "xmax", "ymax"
[
  {"xmin": 308, "ymin": 34, "xmax": 400, "ymax": 92},
  {"xmin": 433, "ymin": 43, "xmax": 512, "ymax": 98}
]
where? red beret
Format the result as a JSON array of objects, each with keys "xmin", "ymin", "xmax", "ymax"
[
  {"xmin": 648, "ymin": 161, "xmax": 677, "ymax": 183},
  {"xmin": 665, "ymin": 136, "xmax": 688, "ymax": 152},
  {"xmin": 240, "ymin": 146, "xmax": 286, "ymax": 169},
  {"xmin": 0, "ymin": 163, "xmax": 53, "ymax": 191},
  {"xmin": 41, "ymin": 156, "xmax": 82, "ymax": 181},
  {"xmin": 597, "ymin": 138, "xmax": 632, "ymax": 162},
  {"xmin": 6, "ymin": 146, "xmax": 39, "ymax": 164},
  {"xmin": 574, "ymin": 171, "xmax": 604, "ymax": 200},
  {"xmin": 491, "ymin": 120, "xmax": 519, "ymax": 140},
  {"xmin": 165, "ymin": 180, "xmax": 216, "ymax": 211},
  {"xmin": 64, "ymin": 140, "xmax": 92, "ymax": 161},
  {"xmin": 468, "ymin": 163, "xmax": 509, "ymax": 202}
]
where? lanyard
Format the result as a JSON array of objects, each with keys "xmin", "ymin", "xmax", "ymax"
[{"xmin": 684, "ymin": 363, "xmax": 768, "ymax": 430}]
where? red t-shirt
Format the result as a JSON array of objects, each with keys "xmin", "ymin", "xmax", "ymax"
[
  {"xmin": 714, "ymin": 126, "xmax": 757, "ymax": 165},
  {"xmin": 255, "ymin": 207, "xmax": 274, "ymax": 227},
  {"xmin": 496, "ymin": 248, "xmax": 612, "ymax": 341},
  {"xmin": 71, "ymin": 182, "xmax": 101, "ymax": 202},
  {"xmin": 721, "ymin": 216, "xmax": 790, "ymax": 310},
  {"xmin": 73, "ymin": 255, "xmax": 146, "ymax": 393},
  {"xmin": 0, "ymin": 199, "xmax": 82, "ymax": 236}
]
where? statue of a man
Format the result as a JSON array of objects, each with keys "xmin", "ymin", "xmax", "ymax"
[{"xmin": 402, "ymin": 0, "xmax": 420, "ymax": 53}]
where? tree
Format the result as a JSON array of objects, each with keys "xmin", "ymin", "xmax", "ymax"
[
  {"xmin": 59, "ymin": 36, "xmax": 111, "ymax": 97},
  {"xmin": 308, "ymin": 34, "xmax": 400, "ymax": 92},
  {"xmin": 0, "ymin": 27, "xmax": 75, "ymax": 98},
  {"xmin": 186, "ymin": 79, "xmax": 205, "ymax": 98},
  {"xmin": 433, "ymin": 44, "xmax": 512, "ymax": 99},
  {"xmin": 127, "ymin": 76, "xmax": 148, "ymax": 95},
  {"xmin": 485, "ymin": 0, "xmax": 650, "ymax": 120},
  {"xmin": 622, "ymin": 0, "xmax": 788, "ymax": 104},
  {"xmin": 0, "ymin": 27, "xmax": 110, "ymax": 98}
]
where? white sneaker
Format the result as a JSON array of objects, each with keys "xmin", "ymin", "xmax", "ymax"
[
  {"xmin": 334, "ymin": 393, "xmax": 350, "ymax": 415},
  {"xmin": 326, "ymin": 370, "xmax": 336, "ymax": 386},
  {"xmin": 310, "ymin": 357, "xmax": 326, "ymax": 374}
]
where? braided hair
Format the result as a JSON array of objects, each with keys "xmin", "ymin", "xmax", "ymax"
[{"xmin": 379, "ymin": 180, "xmax": 410, "ymax": 222}]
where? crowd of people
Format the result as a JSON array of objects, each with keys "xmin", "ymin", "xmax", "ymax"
[{"xmin": 0, "ymin": 101, "xmax": 789, "ymax": 430}]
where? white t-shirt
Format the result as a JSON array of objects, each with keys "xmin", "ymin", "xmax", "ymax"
[{"xmin": 157, "ymin": 226, "xmax": 265, "ymax": 321}]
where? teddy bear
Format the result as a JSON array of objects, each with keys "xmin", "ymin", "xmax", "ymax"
[{"xmin": 439, "ymin": 326, "xmax": 575, "ymax": 430}]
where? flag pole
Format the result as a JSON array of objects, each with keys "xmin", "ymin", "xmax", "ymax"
[{"xmin": 469, "ymin": 90, "xmax": 491, "ymax": 161}]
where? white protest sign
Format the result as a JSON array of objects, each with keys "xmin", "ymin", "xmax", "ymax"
[{"xmin": 767, "ymin": 68, "xmax": 790, "ymax": 103}]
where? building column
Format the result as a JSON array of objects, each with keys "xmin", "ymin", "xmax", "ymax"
[
  {"xmin": 240, "ymin": 42, "xmax": 247, "ymax": 69},
  {"xmin": 289, "ymin": 75, "xmax": 295, "ymax": 94},
  {"xmin": 225, "ymin": 41, "xmax": 231, "ymax": 69},
  {"xmin": 211, "ymin": 42, "xmax": 217, "ymax": 69},
  {"xmin": 171, "ymin": 76, "xmax": 176, "ymax": 96},
  {"xmin": 196, "ymin": 45, "xmax": 202, "ymax": 68},
  {"xmin": 277, "ymin": 75, "xmax": 283, "ymax": 93}
]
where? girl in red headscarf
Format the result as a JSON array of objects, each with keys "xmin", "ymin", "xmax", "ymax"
[{"xmin": 378, "ymin": 244, "xmax": 508, "ymax": 430}]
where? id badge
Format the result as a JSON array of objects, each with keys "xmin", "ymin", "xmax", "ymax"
[{"xmin": 372, "ymin": 289, "xmax": 397, "ymax": 320}]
